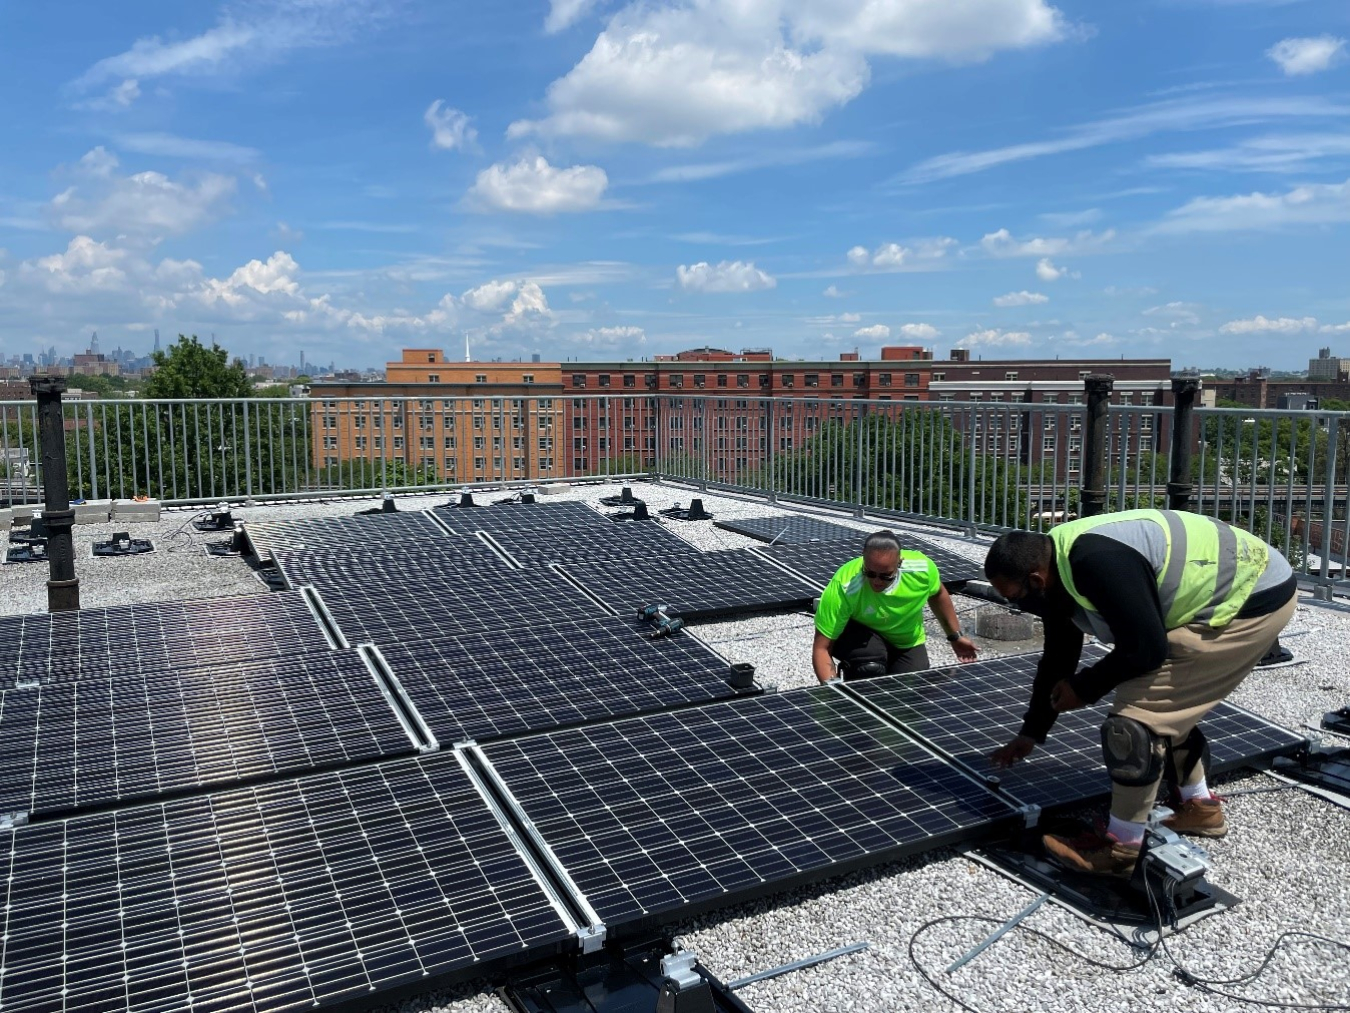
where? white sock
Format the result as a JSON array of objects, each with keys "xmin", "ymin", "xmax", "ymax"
[
  {"xmin": 1178, "ymin": 777, "xmax": 1211, "ymax": 802},
  {"xmin": 1107, "ymin": 814, "xmax": 1146, "ymax": 846}
]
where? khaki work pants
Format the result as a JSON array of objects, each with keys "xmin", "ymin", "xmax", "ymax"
[{"xmin": 1107, "ymin": 595, "xmax": 1297, "ymax": 823}]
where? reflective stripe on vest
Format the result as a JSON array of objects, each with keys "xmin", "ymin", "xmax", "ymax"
[{"xmin": 1049, "ymin": 508, "xmax": 1268, "ymax": 629}]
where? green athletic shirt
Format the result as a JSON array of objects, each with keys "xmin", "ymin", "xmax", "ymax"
[{"xmin": 814, "ymin": 552, "xmax": 941, "ymax": 649}]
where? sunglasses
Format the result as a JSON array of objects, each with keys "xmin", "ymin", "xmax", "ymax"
[{"xmin": 863, "ymin": 569, "xmax": 897, "ymax": 581}]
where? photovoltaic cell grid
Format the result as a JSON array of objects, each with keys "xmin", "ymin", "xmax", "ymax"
[
  {"xmin": 274, "ymin": 538, "xmax": 511, "ymax": 594},
  {"xmin": 376, "ymin": 616, "xmax": 745, "ymax": 745},
  {"xmin": 0, "ymin": 591, "xmax": 332, "ymax": 690},
  {"xmin": 753, "ymin": 534, "xmax": 983, "ymax": 588},
  {"xmin": 244, "ymin": 510, "xmax": 451, "ymax": 561},
  {"xmin": 311, "ymin": 572, "xmax": 600, "ymax": 649},
  {"xmin": 848, "ymin": 647, "xmax": 1308, "ymax": 812},
  {"xmin": 559, "ymin": 549, "xmax": 819, "ymax": 621},
  {"xmin": 432, "ymin": 501, "xmax": 610, "ymax": 535},
  {"xmin": 0, "ymin": 649, "xmax": 415, "ymax": 820},
  {"xmin": 484, "ymin": 521, "xmax": 699, "ymax": 568},
  {"xmin": 714, "ymin": 515, "xmax": 864, "ymax": 544},
  {"xmin": 0, "ymin": 757, "xmax": 572, "ymax": 1013},
  {"xmin": 484, "ymin": 689, "xmax": 1018, "ymax": 926}
]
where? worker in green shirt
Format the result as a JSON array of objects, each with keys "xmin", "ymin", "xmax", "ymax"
[{"xmin": 813, "ymin": 530, "xmax": 978, "ymax": 682}]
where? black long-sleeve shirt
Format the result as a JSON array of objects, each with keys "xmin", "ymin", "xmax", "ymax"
[{"xmin": 1016, "ymin": 533, "xmax": 1295, "ymax": 742}]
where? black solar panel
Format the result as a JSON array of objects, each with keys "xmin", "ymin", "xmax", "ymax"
[
  {"xmin": 715, "ymin": 515, "xmax": 863, "ymax": 544},
  {"xmin": 0, "ymin": 757, "xmax": 573, "ymax": 1012},
  {"xmin": 0, "ymin": 649, "xmax": 416, "ymax": 820},
  {"xmin": 434, "ymin": 500, "xmax": 611, "ymax": 535},
  {"xmin": 274, "ymin": 538, "xmax": 511, "ymax": 593},
  {"xmin": 244, "ymin": 510, "xmax": 450, "ymax": 561},
  {"xmin": 482, "ymin": 690, "xmax": 1019, "ymax": 926},
  {"xmin": 847, "ymin": 647, "xmax": 1308, "ymax": 812},
  {"xmin": 0, "ymin": 591, "xmax": 332, "ymax": 690},
  {"xmin": 375, "ymin": 617, "xmax": 748, "ymax": 745},
  {"xmin": 559, "ymin": 550, "xmax": 819, "ymax": 620},
  {"xmin": 754, "ymin": 534, "xmax": 982, "ymax": 588},
  {"xmin": 484, "ymin": 522, "xmax": 698, "ymax": 568}
]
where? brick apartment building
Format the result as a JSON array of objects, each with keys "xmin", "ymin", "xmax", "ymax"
[
  {"xmin": 1212, "ymin": 369, "xmax": 1350, "ymax": 409},
  {"xmin": 310, "ymin": 347, "xmax": 1174, "ymax": 486}
]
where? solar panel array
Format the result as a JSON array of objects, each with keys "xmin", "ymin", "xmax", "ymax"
[
  {"xmin": 0, "ymin": 757, "xmax": 574, "ymax": 1013},
  {"xmin": 432, "ymin": 500, "xmax": 608, "ymax": 534},
  {"xmin": 0, "ymin": 650, "xmax": 416, "ymax": 820},
  {"xmin": 484, "ymin": 521, "xmax": 698, "ymax": 568},
  {"xmin": 0, "ymin": 591, "xmax": 333, "ymax": 690},
  {"xmin": 244, "ymin": 510, "xmax": 450, "ymax": 561},
  {"xmin": 753, "ymin": 534, "xmax": 982, "ymax": 589},
  {"xmin": 376, "ymin": 616, "xmax": 747, "ymax": 745},
  {"xmin": 847, "ymin": 646, "xmax": 1308, "ymax": 812},
  {"xmin": 274, "ymin": 538, "xmax": 511, "ymax": 593},
  {"xmin": 560, "ymin": 549, "xmax": 820, "ymax": 621},
  {"xmin": 483, "ymin": 689, "xmax": 1020, "ymax": 925},
  {"xmin": 715, "ymin": 514, "xmax": 864, "ymax": 544}
]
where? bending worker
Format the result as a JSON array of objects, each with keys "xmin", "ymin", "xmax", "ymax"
[
  {"xmin": 984, "ymin": 508, "xmax": 1296, "ymax": 877},
  {"xmin": 813, "ymin": 529, "xmax": 978, "ymax": 683}
]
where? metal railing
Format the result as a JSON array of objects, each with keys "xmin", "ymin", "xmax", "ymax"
[{"xmin": 5, "ymin": 384, "xmax": 1349, "ymax": 596}]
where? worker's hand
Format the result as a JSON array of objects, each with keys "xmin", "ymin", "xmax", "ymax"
[
  {"xmin": 951, "ymin": 636, "xmax": 978, "ymax": 663},
  {"xmin": 991, "ymin": 735, "xmax": 1037, "ymax": 769},
  {"xmin": 1049, "ymin": 679, "xmax": 1085, "ymax": 712}
]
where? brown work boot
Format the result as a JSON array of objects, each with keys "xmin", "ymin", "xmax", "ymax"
[
  {"xmin": 1043, "ymin": 829, "xmax": 1140, "ymax": 878},
  {"xmin": 1163, "ymin": 796, "xmax": 1228, "ymax": 838}
]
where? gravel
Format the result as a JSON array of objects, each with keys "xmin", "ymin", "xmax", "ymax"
[{"xmin": 5, "ymin": 478, "xmax": 1348, "ymax": 1013}]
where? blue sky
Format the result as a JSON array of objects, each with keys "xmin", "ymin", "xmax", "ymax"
[{"xmin": 1, "ymin": 0, "xmax": 1348, "ymax": 370}]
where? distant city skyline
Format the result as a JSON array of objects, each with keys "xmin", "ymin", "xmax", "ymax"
[{"xmin": 2, "ymin": 2, "xmax": 1348, "ymax": 369}]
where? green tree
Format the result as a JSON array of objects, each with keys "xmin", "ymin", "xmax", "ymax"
[{"xmin": 145, "ymin": 335, "xmax": 252, "ymax": 399}]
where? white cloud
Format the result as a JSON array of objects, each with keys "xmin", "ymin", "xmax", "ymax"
[
  {"xmin": 1218, "ymin": 315, "xmax": 1318, "ymax": 334},
  {"xmin": 648, "ymin": 139, "xmax": 876, "ymax": 182},
  {"xmin": 1144, "ymin": 301, "xmax": 1203, "ymax": 325},
  {"xmin": 846, "ymin": 237, "xmax": 957, "ymax": 271},
  {"xmin": 546, "ymin": 0, "xmax": 609, "ymax": 33},
  {"xmin": 27, "ymin": 236, "xmax": 131, "ymax": 293},
  {"xmin": 899, "ymin": 95, "xmax": 1350, "ymax": 183},
  {"xmin": 822, "ymin": 284, "xmax": 847, "ymax": 298},
  {"xmin": 1065, "ymin": 331, "xmax": 1117, "ymax": 346},
  {"xmin": 199, "ymin": 251, "xmax": 302, "ymax": 307},
  {"xmin": 957, "ymin": 328, "xmax": 1033, "ymax": 347},
  {"xmin": 854, "ymin": 324, "xmax": 891, "ymax": 340},
  {"xmin": 1143, "ymin": 132, "xmax": 1350, "ymax": 174},
  {"xmin": 424, "ymin": 100, "xmax": 477, "ymax": 151},
  {"xmin": 677, "ymin": 260, "xmax": 776, "ymax": 293},
  {"xmin": 462, "ymin": 279, "xmax": 519, "ymax": 312},
  {"xmin": 1321, "ymin": 321, "xmax": 1350, "ymax": 333},
  {"xmin": 467, "ymin": 156, "xmax": 609, "ymax": 214},
  {"xmin": 502, "ymin": 281, "xmax": 553, "ymax": 328},
  {"xmin": 79, "ymin": 78, "xmax": 142, "ymax": 111},
  {"xmin": 511, "ymin": 0, "xmax": 1065, "ymax": 147},
  {"xmin": 899, "ymin": 322, "xmax": 939, "ymax": 340},
  {"xmin": 993, "ymin": 290, "xmax": 1049, "ymax": 307},
  {"xmin": 1268, "ymin": 36, "xmax": 1346, "ymax": 76},
  {"xmin": 73, "ymin": 0, "xmax": 390, "ymax": 91},
  {"xmin": 50, "ymin": 150, "xmax": 237, "ymax": 243},
  {"xmin": 115, "ymin": 132, "xmax": 260, "ymax": 163},
  {"xmin": 1035, "ymin": 257, "xmax": 1075, "ymax": 281},
  {"xmin": 1039, "ymin": 207, "xmax": 1101, "ymax": 228},
  {"xmin": 577, "ymin": 324, "xmax": 646, "ymax": 345},
  {"xmin": 1155, "ymin": 177, "xmax": 1350, "ymax": 233},
  {"xmin": 980, "ymin": 228, "xmax": 1114, "ymax": 257}
]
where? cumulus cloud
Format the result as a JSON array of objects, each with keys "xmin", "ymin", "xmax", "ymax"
[
  {"xmin": 823, "ymin": 284, "xmax": 846, "ymax": 297},
  {"xmin": 576, "ymin": 324, "xmax": 646, "ymax": 345},
  {"xmin": 677, "ymin": 260, "xmax": 776, "ymax": 293},
  {"xmin": 980, "ymin": 227, "xmax": 1114, "ymax": 257},
  {"xmin": 957, "ymin": 328, "xmax": 1033, "ymax": 348},
  {"xmin": 545, "ymin": 0, "xmax": 608, "ymax": 33},
  {"xmin": 898, "ymin": 322, "xmax": 939, "ymax": 340},
  {"xmin": 1035, "ymin": 257, "xmax": 1076, "ymax": 281},
  {"xmin": 467, "ymin": 156, "xmax": 608, "ymax": 214},
  {"xmin": 425, "ymin": 100, "xmax": 477, "ymax": 151},
  {"xmin": 462, "ymin": 279, "xmax": 519, "ymax": 312},
  {"xmin": 1155, "ymin": 177, "xmax": 1350, "ymax": 233},
  {"xmin": 993, "ymin": 290, "xmax": 1049, "ymax": 307},
  {"xmin": 854, "ymin": 324, "xmax": 890, "ymax": 340},
  {"xmin": 27, "ymin": 236, "xmax": 132, "ymax": 293},
  {"xmin": 1219, "ymin": 315, "xmax": 1319, "ymax": 335},
  {"xmin": 846, "ymin": 237, "xmax": 956, "ymax": 271},
  {"xmin": 511, "ymin": 0, "xmax": 1065, "ymax": 147},
  {"xmin": 1267, "ymin": 35, "xmax": 1346, "ymax": 76}
]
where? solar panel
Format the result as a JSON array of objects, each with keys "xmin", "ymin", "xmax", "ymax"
[
  {"xmin": 715, "ymin": 515, "xmax": 864, "ymax": 544},
  {"xmin": 0, "ymin": 649, "xmax": 417, "ymax": 820},
  {"xmin": 559, "ymin": 550, "xmax": 819, "ymax": 621},
  {"xmin": 0, "ymin": 591, "xmax": 332, "ymax": 690},
  {"xmin": 753, "ymin": 534, "xmax": 983, "ymax": 588},
  {"xmin": 481, "ymin": 689, "xmax": 1019, "ymax": 927},
  {"xmin": 483, "ymin": 522, "xmax": 698, "ymax": 568},
  {"xmin": 274, "ymin": 538, "xmax": 511, "ymax": 593},
  {"xmin": 374, "ymin": 617, "xmax": 749, "ymax": 744},
  {"xmin": 846, "ymin": 647, "xmax": 1308, "ymax": 812},
  {"xmin": 244, "ymin": 510, "xmax": 450, "ymax": 561},
  {"xmin": 434, "ymin": 501, "xmax": 611, "ymax": 535},
  {"xmin": 0, "ymin": 756, "xmax": 573, "ymax": 1012}
]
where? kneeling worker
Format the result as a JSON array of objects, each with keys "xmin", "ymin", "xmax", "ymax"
[
  {"xmin": 813, "ymin": 530, "xmax": 978, "ymax": 683},
  {"xmin": 985, "ymin": 508, "xmax": 1296, "ymax": 877}
]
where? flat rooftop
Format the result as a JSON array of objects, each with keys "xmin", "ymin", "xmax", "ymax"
[{"xmin": 1, "ymin": 481, "xmax": 1346, "ymax": 1013}]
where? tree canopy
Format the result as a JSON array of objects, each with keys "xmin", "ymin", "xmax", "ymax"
[{"xmin": 144, "ymin": 335, "xmax": 252, "ymax": 400}]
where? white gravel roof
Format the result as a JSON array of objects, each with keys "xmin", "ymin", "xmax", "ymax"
[{"xmin": 2, "ymin": 479, "xmax": 1346, "ymax": 1013}]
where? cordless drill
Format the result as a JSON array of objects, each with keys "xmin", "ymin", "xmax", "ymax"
[{"xmin": 638, "ymin": 604, "xmax": 685, "ymax": 639}]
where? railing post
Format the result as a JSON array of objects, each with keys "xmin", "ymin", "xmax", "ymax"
[
  {"xmin": 853, "ymin": 401, "xmax": 866, "ymax": 518},
  {"xmin": 1080, "ymin": 374, "xmax": 1114, "ymax": 518},
  {"xmin": 1319, "ymin": 416, "xmax": 1339, "ymax": 595},
  {"xmin": 242, "ymin": 400, "xmax": 254, "ymax": 500},
  {"xmin": 1168, "ymin": 378, "xmax": 1201, "ymax": 511},
  {"xmin": 29, "ymin": 377, "xmax": 79, "ymax": 612}
]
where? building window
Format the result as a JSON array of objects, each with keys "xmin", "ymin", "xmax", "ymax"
[
  {"xmin": 1043, "ymin": 437, "xmax": 1056, "ymax": 452},
  {"xmin": 572, "ymin": 417, "xmax": 586, "ymax": 430},
  {"xmin": 905, "ymin": 373, "xmax": 920, "ymax": 388},
  {"xmin": 539, "ymin": 436, "xmax": 553, "ymax": 450},
  {"xmin": 717, "ymin": 374, "xmax": 728, "ymax": 387},
  {"xmin": 932, "ymin": 372, "xmax": 946, "ymax": 382},
  {"xmin": 670, "ymin": 375, "xmax": 684, "ymax": 388},
  {"xmin": 737, "ymin": 374, "xmax": 750, "ymax": 388},
  {"xmin": 325, "ymin": 456, "xmax": 338, "ymax": 468},
  {"xmin": 599, "ymin": 374, "xmax": 611, "ymax": 387},
  {"xmin": 1005, "ymin": 371, "xmax": 1019, "ymax": 381},
  {"xmin": 623, "ymin": 374, "xmax": 635, "ymax": 388},
  {"xmin": 393, "ymin": 436, "xmax": 404, "ymax": 449},
  {"xmin": 354, "ymin": 436, "xmax": 367, "ymax": 450},
  {"xmin": 373, "ymin": 436, "xmax": 384, "ymax": 449},
  {"xmin": 474, "ymin": 457, "xmax": 485, "ymax": 470},
  {"xmin": 805, "ymin": 373, "xmax": 819, "ymax": 388},
  {"xmin": 572, "ymin": 373, "xmax": 586, "ymax": 387},
  {"xmin": 522, "ymin": 374, "xmax": 534, "ymax": 384},
  {"xmin": 758, "ymin": 374, "xmax": 769, "ymax": 388},
  {"xmin": 1079, "ymin": 370, "xmax": 1092, "ymax": 379},
  {"xmin": 781, "ymin": 374, "xmax": 795, "ymax": 388},
  {"xmin": 322, "ymin": 436, "xmax": 337, "ymax": 449},
  {"xmin": 428, "ymin": 374, "xmax": 441, "ymax": 383},
  {"xmin": 1120, "ymin": 394, "xmax": 1133, "ymax": 405},
  {"xmin": 474, "ymin": 436, "xmax": 485, "ymax": 449},
  {"xmin": 877, "ymin": 373, "xmax": 892, "ymax": 387},
  {"xmin": 831, "ymin": 374, "xmax": 844, "ymax": 387},
  {"xmin": 853, "ymin": 373, "xmax": 866, "ymax": 386},
  {"xmin": 645, "ymin": 375, "xmax": 658, "ymax": 389},
  {"xmin": 694, "ymin": 374, "xmax": 706, "ymax": 388},
  {"xmin": 444, "ymin": 457, "xmax": 456, "ymax": 472},
  {"xmin": 444, "ymin": 436, "xmax": 456, "ymax": 449}
]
